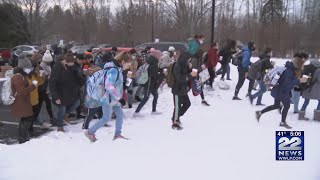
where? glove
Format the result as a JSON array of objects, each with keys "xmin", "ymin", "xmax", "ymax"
[{"xmin": 118, "ymin": 99, "xmax": 126, "ymax": 106}]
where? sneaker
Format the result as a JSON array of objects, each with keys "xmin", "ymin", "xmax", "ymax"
[
  {"xmin": 201, "ymin": 100, "xmax": 210, "ymax": 106},
  {"xmin": 256, "ymin": 103, "xmax": 265, "ymax": 106},
  {"xmin": 232, "ymin": 96, "xmax": 242, "ymax": 100},
  {"xmin": 113, "ymin": 134, "xmax": 129, "ymax": 141},
  {"xmin": 40, "ymin": 122, "xmax": 51, "ymax": 129},
  {"xmin": 128, "ymin": 104, "xmax": 133, "ymax": 109},
  {"xmin": 172, "ymin": 123, "xmax": 183, "ymax": 130},
  {"xmin": 104, "ymin": 124, "xmax": 111, "ymax": 127},
  {"xmin": 226, "ymin": 78, "xmax": 232, "ymax": 81},
  {"xmin": 279, "ymin": 122, "xmax": 292, "ymax": 129},
  {"xmin": 151, "ymin": 111, "xmax": 162, "ymax": 115},
  {"xmin": 133, "ymin": 112, "xmax": 144, "ymax": 118},
  {"xmin": 255, "ymin": 111, "xmax": 262, "ymax": 122},
  {"xmin": 85, "ymin": 131, "xmax": 97, "ymax": 142}
]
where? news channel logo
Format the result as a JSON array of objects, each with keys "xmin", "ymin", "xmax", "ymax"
[{"xmin": 276, "ymin": 131, "xmax": 304, "ymax": 161}]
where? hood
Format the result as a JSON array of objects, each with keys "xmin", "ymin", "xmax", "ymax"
[
  {"xmin": 310, "ymin": 59, "xmax": 320, "ymax": 68},
  {"xmin": 177, "ymin": 51, "xmax": 192, "ymax": 66},
  {"xmin": 104, "ymin": 61, "xmax": 118, "ymax": 69},
  {"xmin": 162, "ymin": 51, "xmax": 170, "ymax": 56},
  {"xmin": 242, "ymin": 46, "xmax": 250, "ymax": 52},
  {"xmin": 285, "ymin": 61, "xmax": 297, "ymax": 71},
  {"xmin": 147, "ymin": 55, "xmax": 158, "ymax": 66},
  {"xmin": 259, "ymin": 53, "xmax": 270, "ymax": 60}
]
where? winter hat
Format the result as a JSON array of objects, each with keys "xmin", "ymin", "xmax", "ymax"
[
  {"xmin": 15, "ymin": 49, "xmax": 23, "ymax": 56},
  {"xmin": 42, "ymin": 50, "xmax": 53, "ymax": 62},
  {"xmin": 168, "ymin": 46, "xmax": 175, "ymax": 52},
  {"xmin": 18, "ymin": 53, "xmax": 32, "ymax": 69},
  {"xmin": 150, "ymin": 50, "xmax": 162, "ymax": 60}
]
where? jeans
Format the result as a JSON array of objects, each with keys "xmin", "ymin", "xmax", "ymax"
[
  {"xmin": 172, "ymin": 95, "xmax": 191, "ymax": 122},
  {"xmin": 19, "ymin": 116, "xmax": 33, "ymax": 144},
  {"xmin": 88, "ymin": 105, "xmax": 123, "ymax": 136},
  {"xmin": 300, "ymin": 99, "xmax": 320, "ymax": 111},
  {"xmin": 261, "ymin": 99, "xmax": 290, "ymax": 123},
  {"xmin": 291, "ymin": 90, "xmax": 301, "ymax": 112},
  {"xmin": 251, "ymin": 80, "xmax": 267, "ymax": 104},
  {"xmin": 135, "ymin": 86, "xmax": 158, "ymax": 113},
  {"xmin": 234, "ymin": 70, "xmax": 254, "ymax": 96},
  {"xmin": 56, "ymin": 99, "xmax": 80, "ymax": 128},
  {"xmin": 82, "ymin": 106, "xmax": 102, "ymax": 129}
]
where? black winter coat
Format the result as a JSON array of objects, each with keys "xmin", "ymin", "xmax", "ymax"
[
  {"xmin": 259, "ymin": 53, "xmax": 274, "ymax": 80},
  {"xmin": 172, "ymin": 52, "xmax": 192, "ymax": 96},
  {"xmin": 144, "ymin": 55, "xmax": 160, "ymax": 91},
  {"xmin": 49, "ymin": 62, "xmax": 85, "ymax": 106},
  {"xmin": 218, "ymin": 47, "xmax": 236, "ymax": 65}
]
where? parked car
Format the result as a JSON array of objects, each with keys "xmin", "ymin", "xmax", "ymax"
[
  {"xmin": 12, "ymin": 45, "xmax": 41, "ymax": 56},
  {"xmin": 97, "ymin": 44, "xmax": 113, "ymax": 48},
  {"xmin": 135, "ymin": 42, "xmax": 188, "ymax": 52},
  {"xmin": 70, "ymin": 46, "xmax": 91, "ymax": 55}
]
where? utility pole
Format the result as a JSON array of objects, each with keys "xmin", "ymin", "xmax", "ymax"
[
  {"xmin": 150, "ymin": 0, "xmax": 154, "ymax": 42},
  {"xmin": 211, "ymin": 0, "xmax": 216, "ymax": 46}
]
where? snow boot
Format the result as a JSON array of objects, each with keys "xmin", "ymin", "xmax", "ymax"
[
  {"xmin": 201, "ymin": 100, "xmax": 210, "ymax": 106},
  {"xmin": 280, "ymin": 122, "xmax": 292, "ymax": 129},
  {"xmin": 313, "ymin": 110, "xmax": 320, "ymax": 121},
  {"xmin": 298, "ymin": 111, "xmax": 309, "ymax": 120},
  {"xmin": 255, "ymin": 111, "xmax": 262, "ymax": 122}
]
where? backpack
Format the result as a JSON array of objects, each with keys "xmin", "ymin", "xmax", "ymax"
[
  {"xmin": 247, "ymin": 59, "xmax": 263, "ymax": 80},
  {"xmin": 1, "ymin": 74, "xmax": 22, "ymax": 105},
  {"xmin": 86, "ymin": 67, "xmax": 119, "ymax": 101},
  {"xmin": 136, "ymin": 63, "xmax": 149, "ymax": 85},
  {"xmin": 188, "ymin": 78, "xmax": 202, "ymax": 96},
  {"xmin": 231, "ymin": 51, "xmax": 243, "ymax": 66},
  {"xmin": 166, "ymin": 62, "xmax": 176, "ymax": 88},
  {"xmin": 264, "ymin": 66, "xmax": 287, "ymax": 86}
]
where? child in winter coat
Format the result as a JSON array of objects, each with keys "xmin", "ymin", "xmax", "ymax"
[
  {"xmin": 133, "ymin": 50, "xmax": 162, "ymax": 117},
  {"xmin": 10, "ymin": 54, "xmax": 37, "ymax": 143},
  {"xmin": 171, "ymin": 52, "xmax": 197, "ymax": 130},
  {"xmin": 256, "ymin": 61, "xmax": 308, "ymax": 129},
  {"xmin": 85, "ymin": 58, "xmax": 126, "ymax": 141}
]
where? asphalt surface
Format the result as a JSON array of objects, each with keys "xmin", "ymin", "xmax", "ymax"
[{"xmin": 0, "ymin": 80, "xmax": 55, "ymax": 145}]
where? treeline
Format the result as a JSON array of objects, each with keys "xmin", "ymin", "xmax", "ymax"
[{"xmin": 0, "ymin": 0, "xmax": 319, "ymax": 57}]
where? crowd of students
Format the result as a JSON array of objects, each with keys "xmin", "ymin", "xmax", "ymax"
[{"xmin": 5, "ymin": 35, "xmax": 320, "ymax": 143}]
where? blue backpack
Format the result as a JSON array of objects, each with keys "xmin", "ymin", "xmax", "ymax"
[{"xmin": 86, "ymin": 67, "xmax": 119, "ymax": 101}]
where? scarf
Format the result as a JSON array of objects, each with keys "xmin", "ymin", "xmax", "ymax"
[{"xmin": 40, "ymin": 61, "xmax": 51, "ymax": 76}]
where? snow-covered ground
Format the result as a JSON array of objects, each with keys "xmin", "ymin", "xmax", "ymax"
[{"xmin": 1, "ymin": 58, "xmax": 320, "ymax": 180}]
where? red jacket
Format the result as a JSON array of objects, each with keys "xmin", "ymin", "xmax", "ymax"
[{"xmin": 206, "ymin": 48, "xmax": 219, "ymax": 68}]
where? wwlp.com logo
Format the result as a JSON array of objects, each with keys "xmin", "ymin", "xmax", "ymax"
[{"xmin": 276, "ymin": 131, "xmax": 304, "ymax": 161}]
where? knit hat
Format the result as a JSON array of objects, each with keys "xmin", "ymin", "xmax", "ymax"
[
  {"xmin": 150, "ymin": 50, "xmax": 162, "ymax": 60},
  {"xmin": 42, "ymin": 50, "xmax": 53, "ymax": 62},
  {"xmin": 18, "ymin": 53, "xmax": 32, "ymax": 69},
  {"xmin": 168, "ymin": 46, "xmax": 175, "ymax": 52}
]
